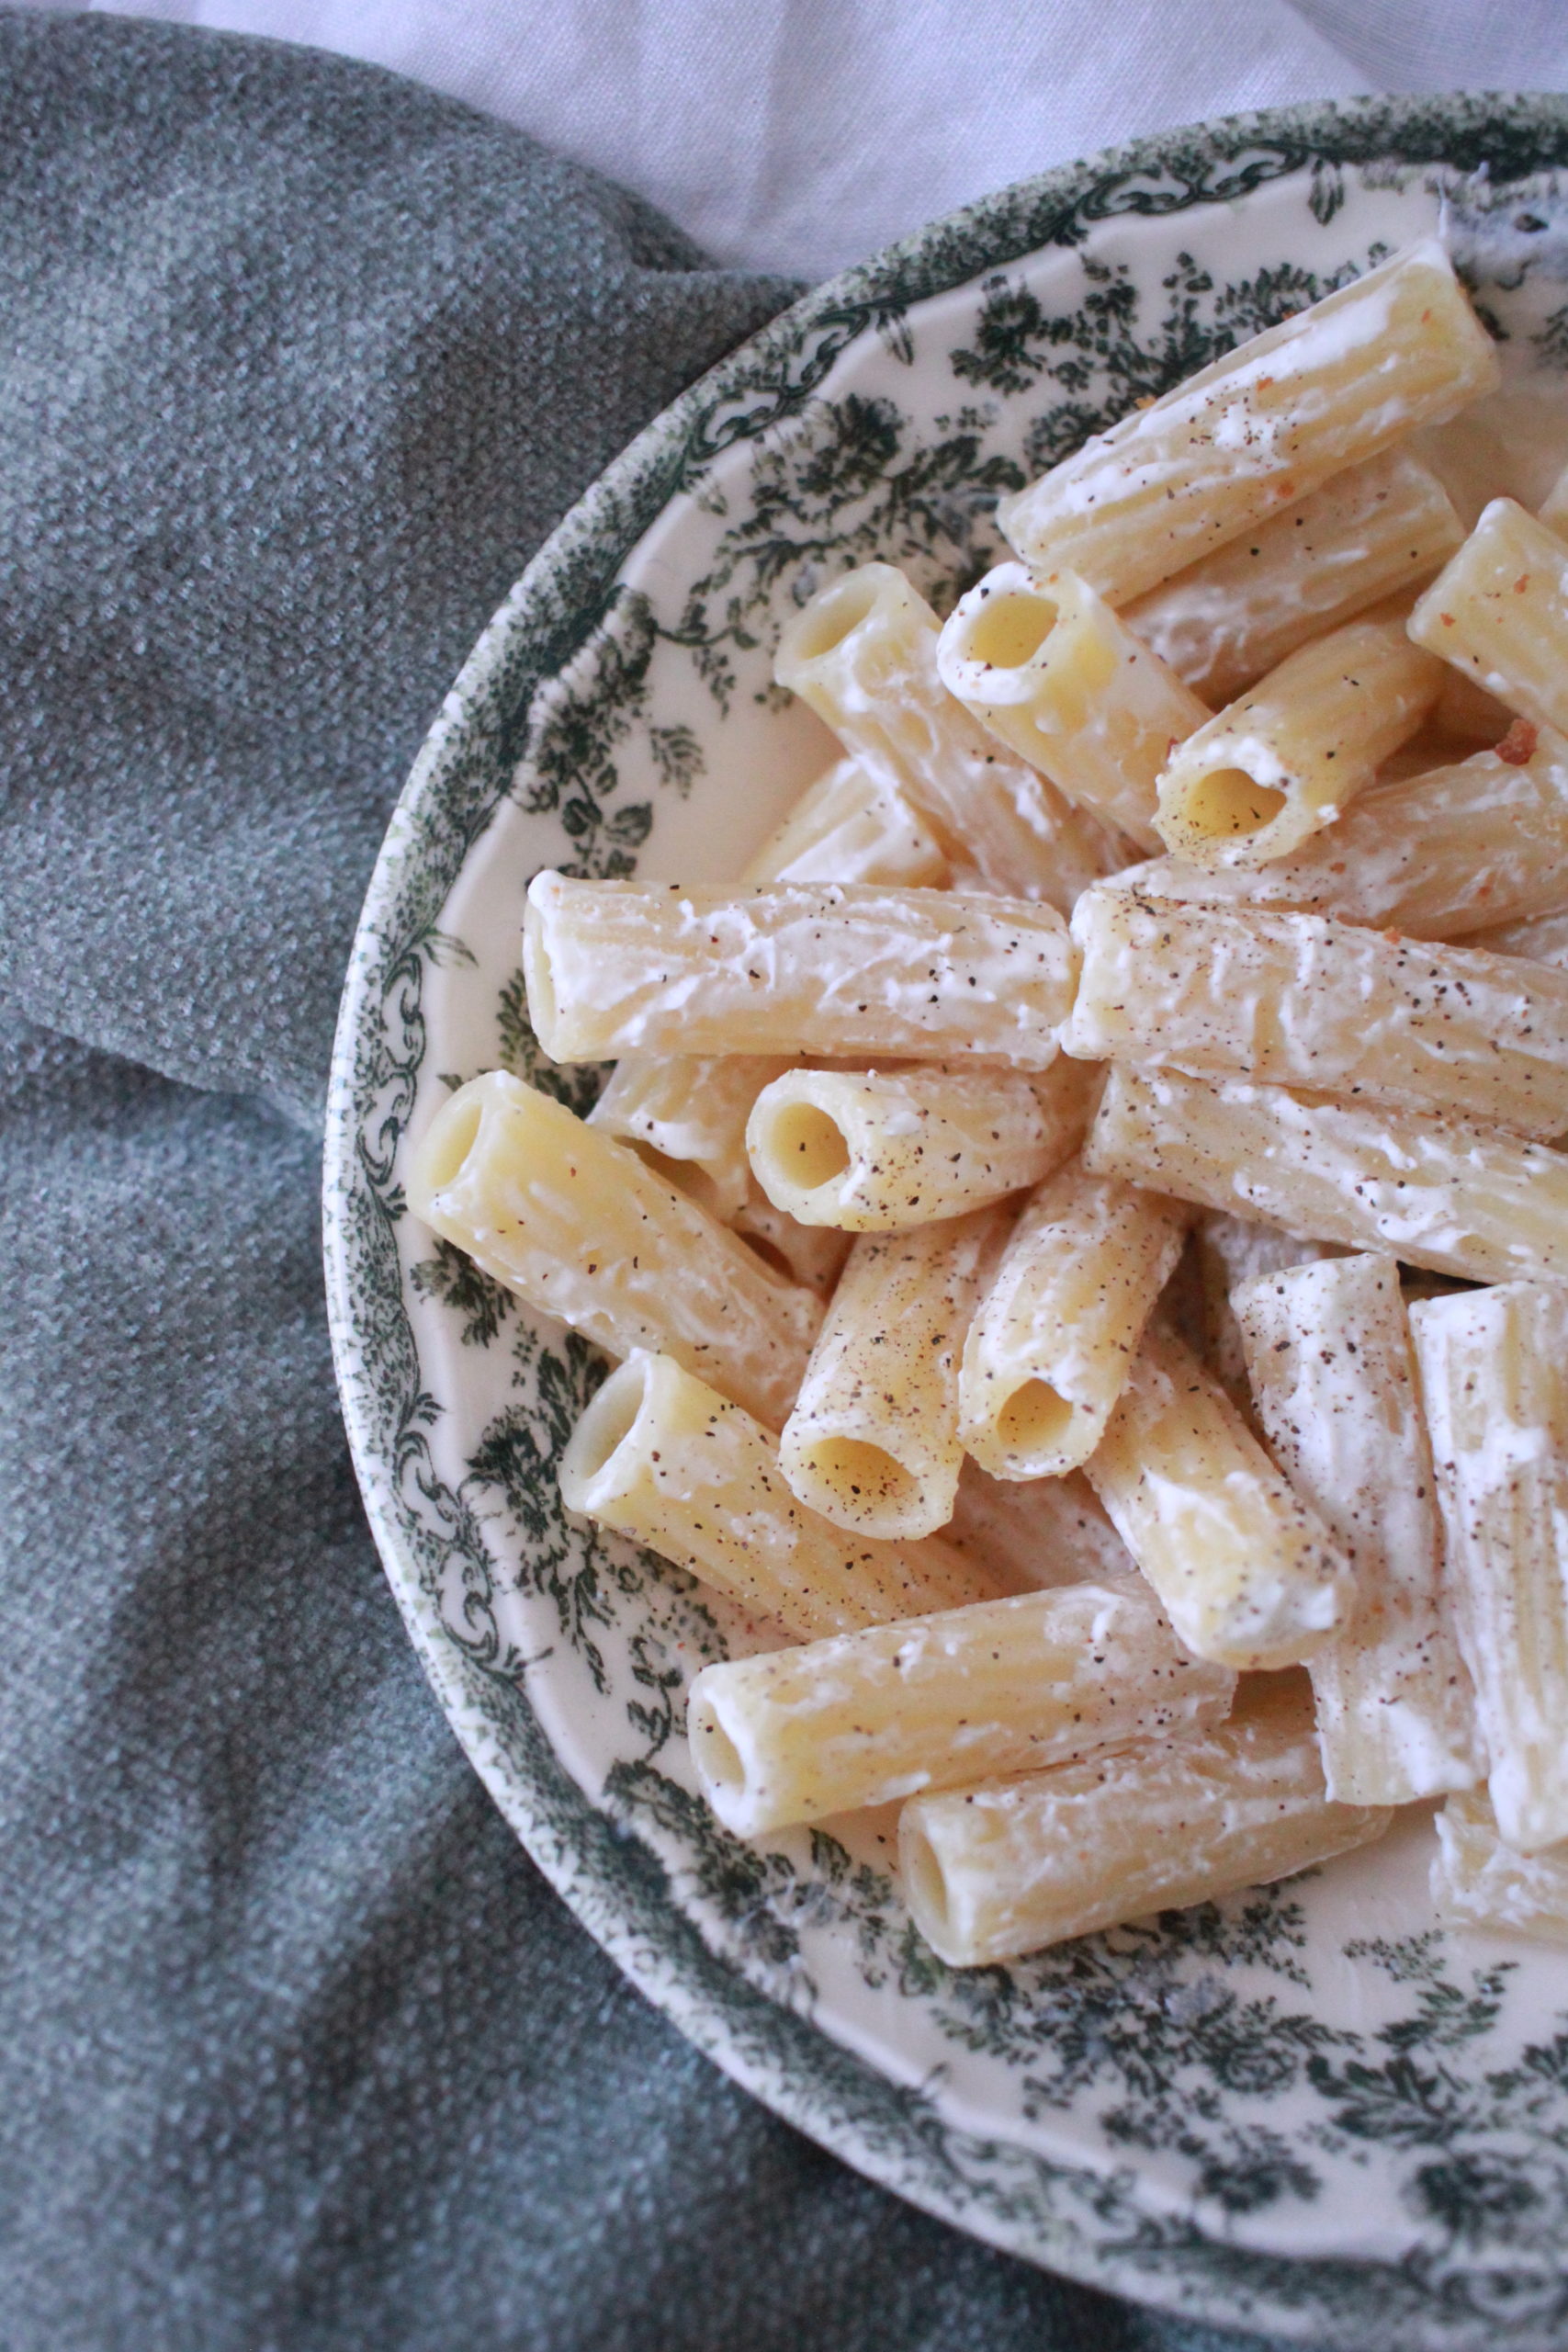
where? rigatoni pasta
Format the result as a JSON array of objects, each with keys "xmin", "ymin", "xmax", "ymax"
[
  {"xmin": 687, "ymin": 1577, "xmax": 1235, "ymax": 1835},
  {"xmin": 996, "ymin": 239, "xmax": 1497, "ymax": 602},
  {"xmin": 408, "ymin": 1070, "xmax": 820, "ymax": 1431},
  {"xmin": 745, "ymin": 1057, "xmax": 1094, "ymax": 1230},
  {"xmin": 559, "ymin": 1350, "xmax": 1004, "ymax": 1641},
  {"xmin": 741, "ymin": 755, "xmax": 949, "ymax": 888},
  {"xmin": 1432, "ymin": 1791, "xmax": 1568, "ymax": 1945},
  {"xmin": 524, "ymin": 873, "xmax": 1077, "ymax": 1069},
  {"xmin": 589, "ymin": 1052, "xmax": 795, "ymax": 1221},
  {"xmin": 1409, "ymin": 496, "xmax": 1568, "ymax": 741}
]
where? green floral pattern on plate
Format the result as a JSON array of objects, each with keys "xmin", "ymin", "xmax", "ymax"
[{"xmin": 325, "ymin": 97, "xmax": 1568, "ymax": 2345}]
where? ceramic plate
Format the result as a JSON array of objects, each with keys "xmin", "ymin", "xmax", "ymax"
[{"xmin": 324, "ymin": 96, "xmax": 1568, "ymax": 2346}]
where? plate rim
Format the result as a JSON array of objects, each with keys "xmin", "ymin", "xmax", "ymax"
[{"xmin": 323, "ymin": 90, "xmax": 1568, "ymax": 2346}]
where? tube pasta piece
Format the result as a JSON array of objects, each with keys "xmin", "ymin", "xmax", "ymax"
[
  {"xmin": 899, "ymin": 1675, "xmax": 1392, "ymax": 1966},
  {"xmin": 1410, "ymin": 498, "xmax": 1568, "ymax": 741},
  {"xmin": 589, "ymin": 1054, "xmax": 795, "ymax": 1222},
  {"xmin": 1122, "ymin": 449, "xmax": 1464, "ymax": 705},
  {"xmin": 1106, "ymin": 726, "xmax": 1568, "ymax": 942},
  {"xmin": 773, "ymin": 563, "xmax": 1127, "ymax": 908},
  {"xmin": 1433, "ymin": 1791, "xmax": 1568, "ymax": 1945},
  {"xmin": 946, "ymin": 1461, "xmax": 1136, "ymax": 1591},
  {"xmin": 741, "ymin": 756, "xmax": 949, "ymax": 888},
  {"xmin": 1082, "ymin": 1323, "xmax": 1352, "ymax": 1669},
  {"xmin": 996, "ymin": 240, "xmax": 1498, "ymax": 604},
  {"xmin": 407, "ymin": 1071, "xmax": 820, "ymax": 1431},
  {"xmin": 732, "ymin": 1182, "xmax": 853, "ymax": 1299},
  {"xmin": 958, "ymin": 1163, "xmax": 1189, "ymax": 1479},
  {"xmin": 1472, "ymin": 906, "xmax": 1568, "ymax": 970},
  {"xmin": 1234, "ymin": 1253, "xmax": 1480, "ymax": 1805},
  {"xmin": 524, "ymin": 873, "xmax": 1076, "ymax": 1070},
  {"xmin": 1411, "ymin": 1281, "xmax": 1568, "ymax": 1852},
  {"xmin": 1152, "ymin": 618, "xmax": 1443, "ymax": 868},
  {"xmin": 1066, "ymin": 887, "xmax": 1568, "ymax": 1141},
  {"xmin": 1192, "ymin": 1211, "xmax": 1340, "ymax": 1412},
  {"xmin": 686, "ymin": 1578, "xmax": 1236, "ymax": 1836},
  {"xmin": 779, "ymin": 1206, "xmax": 1010, "ymax": 1541},
  {"xmin": 746, "ymin": 1057, "xmax": 1093, "ymax": 1232},
  {"xmin": 558, "ymin": 1351, "xmax": 1002, "ymax": 1643},
  {"xmin": 934, "ymin": 561, "xmax": 1207, "ymax": 850},
  {"xmin": 1086, "ymin": 1065, "xmax": 1568, "ymax": 1290}
]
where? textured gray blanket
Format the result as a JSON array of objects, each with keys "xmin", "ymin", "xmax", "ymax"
[{"xmin": 0, "ymin": 15, "xmax": 1271, "ymax": 2346}]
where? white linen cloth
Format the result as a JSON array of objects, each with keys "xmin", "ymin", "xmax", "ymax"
[{"xmin": 48, "ymin": 0, "xmax": 1568, "ymax": 277}]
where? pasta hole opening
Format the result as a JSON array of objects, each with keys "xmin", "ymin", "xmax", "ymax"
[
  {"xmin": 803, "ymin": 1436, "xmax": 919, "ymax": 1518},
  {"xmin": 1180, "ymin": 767, "xmax": 1286, "ymax": 840},
  {"xmin": 789, "ymin": 574, "xmax": 883, "ymax": 662},
  {"xmin": 964, "ymin": 592, "xmax": 1059, "ymax": 670},
  {"xmin": 996, "ymin": 1378, "xmax": 1076, "ymax": 1456},
  {"xmin": 688, "ymin": 1690, "xmax": 746, "ymax": 1804},
  {"xmin": 901, "ymin": 1819, "xmax": 952, "ymax": 1937},
  {"xmin": 765, "ymin": 1102, "xmax": 851, "ymax": 1193},
  {"xmin": 416, "ymin": 1093, "xmax": 485, "ymax": 1196},
  {"xmin": 558, "ymin": 1358, "xmax": 655, "ymax": 1508}
]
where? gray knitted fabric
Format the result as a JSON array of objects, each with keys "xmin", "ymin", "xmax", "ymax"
[{"xmin": 0, "ymin": 16, "xmax": 1285, "ymax": 2348}]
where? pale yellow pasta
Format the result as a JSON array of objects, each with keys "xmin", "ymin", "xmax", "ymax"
[
  {"xmin": 732, "ymin": 1182, "xmax": 853, "ymax": 1299},
  {"xmin": 524, "ymin": 873, "xmax": 1076, "ymax": 1069},
  {"xmin": 899, "ymin": 1674, "xmax": 1392, "ymax": 1966},
  {"xmin": 1066, "ymin": 886, "xmax": 1568, "ymax": 1140},
  {"xmin": 1122, "ymin": 448, "xmax": 1464, "ymax": 704},
  {"xmin": 934, "ymin": 561, "xmax": 1207, "ymax": 850},
  {"xmin": 1106, "ymin": 725, "xmax": 1568, "ymax": 941},
  {"xmin": 1191, "ymin": 1211, "xmax": 1340, "ymax": 1413},
  {"xmin": 1083, "ymin": 1323, "xmax": 1351, "ymax": 1670},
  {"xmin": 773, "ymin": 562, "xmax": 1127, "ymax": 907},
  {"xmin": 745, "ymin": 1056, "xmax": 1093, "ymax": 1231},
  {"xmin": 686, "ymin": 1578, "xmax": 1235, "ymax": 1836},
  {"xmin": 408, "ymin": 1071, "xmax": 820, "ymax": 1430},
  {"xmin": 1152, "ymin": 618, "xmax": 1442, "ymax": 867},
  {"xmin": 996, "ymin": 240, "xmax": 1497, "ymax": 602},
  {"xmin": 1472, "ymin": 905, "xmax": 1568, "ymax": 969},
  {"xmin": 958, "ymin": 1162, "xmax": 1188, "ymax": 1479},
  {"xmin": 1234, "ymin": 1253, "xmax": 1480, "ymax": 1805},
  {"xmin": 779, "ymin": 1205, "xmax": 1010, "ymax": 1541},
  {"xmin": 946, "ymin": 1460, "xmax": 1136, "ymax": 1591},
  {"xmin": 740, "ymin": 755, "xmax": 949, "ymax": 888},
  {"xmin": 558, "ymin": 1351, "xmax": 1003, "ymax": 1642},
  {"xmin": 589, "ymin": 1053, "xmax": 795, "ymax": 1222},
  {"xmin": 1410, "ymin": 497, "xmax": 1568, "ymax": 740},
  {"xmin": 1433, "ymin": 1790, "xmax": 1568, "ymax": 1945},
  {"xmin": 1411, "ymin": 1281, "xmax": 1568, "ymax": 1852},
  {"xmin": 1086, "ymin": 1065, "xmax": 1568, "ymax": 1288}
]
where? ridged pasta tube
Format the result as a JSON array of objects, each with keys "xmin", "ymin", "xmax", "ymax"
[
  {"xmin": 1473, "ymin": 905, "xmax": 1568, "ymax": 969},
  {"xmin": 1410, "ymin": 498, "xmax": 1568, "ymax": 740},
  {"xmin": 740, "ymin": 755, "xmax": 949, "ymax": 888},
  {"xmin": 558, "ymin": 1351, "xmax": 1003, "ymax": 1642},
  {"xmin": 1084, "ymin": 1323, "xmax": 1352, "ymax": 1669},
  {"xmin": 524, "ymin": 873, "xmax": 1076, "ymax": 1069},
  {"xmin": 779, "ymin": 1205, "xmax": 1010, "ymax": 1540},
  {"xmin": 945, "ymin": 1461, "xmax": 1135, "ymax": 1590},
  {"xmin": 589, "ymin": 1054, "xmax": 795, "ymax": 1222},
  {"xmin": 934, "ymin": 561, "xmax": 1207, "ymax": 850},
  {"xmin": 745, "ymin": 1057, "xmax": 1093, "ymax": 1231},
  {"xmin": 1411, "ymin": 1281, "xmax": 1568, "ymax": 1851},
  {"xmin": 1190, "ymin": 1211, "xmax": 1340, "ymax": 1416},
  {"xmin": 1234, "ymin": 1254, "xmax": 1480, "ymax": 1805},
  {"xmin": 1107, "ymin": 725, "xmax": 1568, "ymax": 942},
  {"xmin": 1122, "ymin": 449, "xmax": 1462, "ymax": 704},
  {"xmin": 1152, "ymin": 618, "xmax": 1442, "ymax": 867},
  {"xmin": 1433, "ymin": 1791, "xmax": 1568, "ymax": 1945},
  {"xmin": 1086, "ymin": 1066, "xmax": 1568, "ymax": 1290},
  {"xmin": 686, "ymin": 1578, "xmax": 1236, "ymax": 1836},
  {"xmin": 407, "ymin": 1071, "xmax": 820, "ymax": 1431},
  {"xmin": 1066, "ymin": 886, "xmax": 1568, "ymax": 1140},
  {"xmin": 958, "ymin": 1163, "xmax": 1189, "ymax": 1479},
  {"xmin": 773, "ymin": 562, "xmax": 1126, "ymax": 907},
  {"xmin": 899, "ymin": 1676, "xmax": 1393, "ymax": 1965},
  {"xmin": 996, "ymin": 240, "xmax": 1497, "ymax": 603}
]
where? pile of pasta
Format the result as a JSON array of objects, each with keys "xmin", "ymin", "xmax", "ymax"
[{"xmin": 412, "ymin": 237, "xmax": 1568, "ymax": 1967}]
